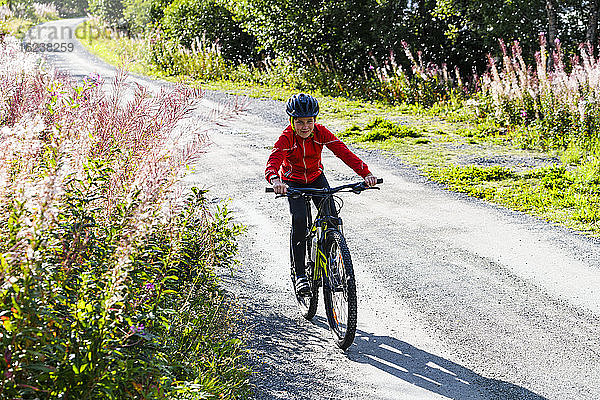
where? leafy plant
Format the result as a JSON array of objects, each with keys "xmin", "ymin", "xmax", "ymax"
[
  {"xmin": 0, "ymin": 39, "xmax": 250, "ymax": 398},
  {"xmin": 341, "ymin": 117, "xmax": 423, "ymax": 142}
]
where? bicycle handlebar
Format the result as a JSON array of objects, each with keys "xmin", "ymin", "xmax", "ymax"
[{"xmin": 265, "ymin": 178, "xmax": 383, "ymax": 194}]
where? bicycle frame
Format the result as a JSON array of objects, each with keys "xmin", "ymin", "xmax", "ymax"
[
  {"xmin": 266, "ymin": 179, "xmax": 382, "ymax": 291},
  {"xmin": 300, "ymin": 192, "xmax": 343, "ymax": 289},
  {"xmin": 266, "ymin": 178, "xmax": 382, "ymax": 349}
]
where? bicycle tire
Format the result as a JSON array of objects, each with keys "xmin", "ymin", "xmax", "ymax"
[
  {"xmin": 322, "ymin": 230, "xmax": 357, "ymax": 350},
  {"xmin": 290, "ymin": 233, "xmax": 318, "ymax": 320}
]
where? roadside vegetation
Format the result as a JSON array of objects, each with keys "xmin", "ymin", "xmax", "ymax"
[
  {"xmin": 0, "ymin": 1, "xmax": 61, "ymax": 37},
  {"xmin": 0, "ymin": 30, "xmax": 250, "ymax": 399}
]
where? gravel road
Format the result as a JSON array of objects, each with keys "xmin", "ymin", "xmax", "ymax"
[{"xmin": 27, "ymin": 18, "xmax": 600, "ymax": 400}]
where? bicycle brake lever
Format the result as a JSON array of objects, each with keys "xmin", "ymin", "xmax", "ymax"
[{"xmin": 352, "ymin": 184, "xmax": 366, "ymax": 194}]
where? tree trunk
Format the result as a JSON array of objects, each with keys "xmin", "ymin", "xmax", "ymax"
[
  {"xmin": 586, "ymin": 0, "xmax": 600, "ymax": 48},
  {"xmin": 546, "ymin": 0, "xmax": 558, "ymax": 68}
]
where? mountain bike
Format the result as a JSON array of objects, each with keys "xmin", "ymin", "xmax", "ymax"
[{"xmin": 266, "ymin": 178, "xmax": 383, "ymax": 350}]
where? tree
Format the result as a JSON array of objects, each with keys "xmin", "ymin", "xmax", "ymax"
[
  {"xmin": 586, "ymin": 0, "xmax": 600, "ymax": 45},
  {"xmin": 161, "ymin": 0, "xmax": 257, "ymax": 62},
  {"xmin": 432, "ymin": 0, "xmax": 548, "ymax": 67},
  {"xmin": 88, "ymin": 0, "xmax": 124, "ymax": 26},
  {"xmin": 122, "ymin": 0, "xmax": 152, "ymax": 33},
  {"xmin": 224, "ymin": 0, "xmax": 383, "ymax": 74}
]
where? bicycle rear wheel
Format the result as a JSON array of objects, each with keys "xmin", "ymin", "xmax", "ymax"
[
  {"xmin": 322, "ymin": 230, "xmax": 357, "ymax": 350},
  {"xmin": 290, "ymin": 233, "xmax": 318, "ymax": 320}
]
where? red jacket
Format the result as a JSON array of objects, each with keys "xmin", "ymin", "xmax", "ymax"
[{"xmin": 265, "ymin": 124, "xmax": 371, "ymax": 184}]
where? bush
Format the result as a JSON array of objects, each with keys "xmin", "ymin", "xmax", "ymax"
[
  {"xmin": 225, "ymin": 0, "xmax": 383, "ymax": 74},
  {"xmin": 479, "ymin": 38, "xmax": 600, "ymax": 153},
  {"xmin": 88, "ymin": 0, "xmax": 124, "ymax": 27},
  {"xmin": 0, "ymin": 39, "xmax": 250, "ymax": 398},
  {"xmin": 123, "ymin": 0, "xmax": 152, "ymax": 33},
  {"xmin": 149, "ymin": 27, "xmax": 230, "ymax": 79},
  {"xmin": 54, "ymin": 0, "xmax": 87, "ymax": 17},
  {"xmin": 365, "ymin": 45, "xmax": 466, "ymax": 107},
  {"xmin": 161, "ymin": 0, "xmax": 256, "ymax": 63}
]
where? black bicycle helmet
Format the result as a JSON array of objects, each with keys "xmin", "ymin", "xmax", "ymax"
[{"xmin": 286, "ymin": 93, "xmax": 319, "ymax": 118}]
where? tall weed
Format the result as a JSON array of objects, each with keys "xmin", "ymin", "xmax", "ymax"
[
  {"xmin": 480, "ymin": 36, "xmax": 600, "ymax": 152},
  {"xmin": 149, "ymin": 28, "xmax": 229, "ymax": 81},
  {"xmin": 0, "ymin": 38, "xmax": 250, "ymax": 398},
  {"xmin": 366, "ymin": 43, "xmax": 466, "ymax": 107}
]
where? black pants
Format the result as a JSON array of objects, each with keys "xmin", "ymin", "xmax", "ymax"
[{"xmin": 284, "ymin": 174, "xmax": 338, "ymax": 277}]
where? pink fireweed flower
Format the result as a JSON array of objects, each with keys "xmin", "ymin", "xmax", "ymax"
[
  {"xmin": 130, "ymin": 324, "xmax": 145, "ymax": 334},
  {"xmin": 82, "ymin": 72, "xmax": 102, "ymax": 88}
]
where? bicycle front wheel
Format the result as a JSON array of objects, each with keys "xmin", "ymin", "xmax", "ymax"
[{"xmin": 322, "ymin": 230, "xmax": 357, "ymax": 350}]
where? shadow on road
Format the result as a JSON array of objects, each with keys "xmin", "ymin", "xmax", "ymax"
[{"xmin": 335, "ymin": 322, "xmax": 548, "ymax": 400}]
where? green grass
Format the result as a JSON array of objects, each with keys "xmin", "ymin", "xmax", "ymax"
[
  {"xmin": 78, "ymin": 26, "xmax": 600, "ymax": 235},
  {"xmin": 426, "ymin": 165, "xmax": 600, "ymax": 233},
  {"xmin": 78, "ymin": 26, "xmax": 162, "ymax": 78}
]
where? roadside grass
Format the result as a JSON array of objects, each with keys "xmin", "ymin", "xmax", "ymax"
[
  {"xmin": 78, "ymin": 24, "xmax": 161, "ymax": 78},
  {"xmin": 77, "ymin": 25, "xmax": 600, "ymax": 235},
  {"xmin": 426, "ymin": 165, "xmax": 600, "ymax": 233}
]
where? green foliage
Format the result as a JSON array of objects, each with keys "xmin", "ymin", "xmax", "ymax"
[
  {"xmin": 430, "ymin": 164, "xmax": 515, "ymax": 184},
  {"xmin": 225, "ymin": 0, "xmax": 383, "ymax": 74},
  {"xmin": 47, "ymin": 0, "xmax": 87, "ymax": 17},
  {"xmin": 148, "ymin": 0, "xmax": 172, "ymax": 24},
  {"xmin": 432, "ymin": 0, "xmax": 547, "ymax": 66},
  {"xmin": 161, "ymin": 0, "xmax": 256, "ymax": 62},
  {"xmin": 0, "ymin": 17, "xmax": 34, "ymax": 38},
  {"xmin": 427, "ymin": 163, "xmax": 600, "ymax": 229},
  {"xmin": 88, "ymin": 0, "xmax": 125, "ymax": 27},
  {"xmin": 0, "ymin": 46, "xmax": 250, "ymax": 397},
  {"xmin": 0, "ymin": 177, "xmax": 249, "ymax": 398},
  {"xmin": 340, "ymin": 117, "xmax": 423, "ymax": 142},
  {"xmin": 123, "ymin": 0, "xmax": 152, "ymax": 33},
  {"xmin": 149, "ymin": 28, "xmax": 230, "ymax": 79},
  {"xmin": 455, "ymin": 119, "xmax": 506, "ymax": 139}
]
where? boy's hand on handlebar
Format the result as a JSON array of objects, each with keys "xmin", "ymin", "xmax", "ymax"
[
  {"xmin": 272, "ymin": 178, "xmax": 287, "ymax": 194},
  {"xmin": 364, "ymin": 173, "xmax": 378, "ymax": 187}
]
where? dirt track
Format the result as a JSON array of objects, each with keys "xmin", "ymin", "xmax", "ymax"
[{"xmin": 30, "ymin": 19, "xmax": 600, "ymax": 399}]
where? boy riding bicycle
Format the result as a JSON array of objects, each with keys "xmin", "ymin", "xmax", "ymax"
[{"xmin": 265, "ymin": 93, "xmax": 378, "ymax": 295}]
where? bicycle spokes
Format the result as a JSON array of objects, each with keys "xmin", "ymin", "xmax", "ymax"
[{"xmin": 328, "ymin": 243, "xmax": 349, "ymax": 333}]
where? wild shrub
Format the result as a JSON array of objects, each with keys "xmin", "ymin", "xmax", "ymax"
[
  {"xmin": 149, "ymin": 28, "xmax": 229, "ymax": 80},
  {"xmin": 122, "ymin": 0, "xmax": 152, "ymax": 33},
  {"xmin": 88, "ymin": 0, "xmax": 125, "ymax": 27},
  {"xmin": 366, "ymin": 44, "xmax": 466, "ymax": 107},
  {"xmin": 341, "ymin": 117, "xmax": 423, "ymax": 142},
  {"xmin": 480, "ymin": 37, "xmax": 600, "ymax": 153},
  {"xmin": 32, "ymin": 2, "xmax": 58, "ymax": 20},
  {"xmin": 0, "ymin": 39, "xmax": 250, "ymax": 398}
]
